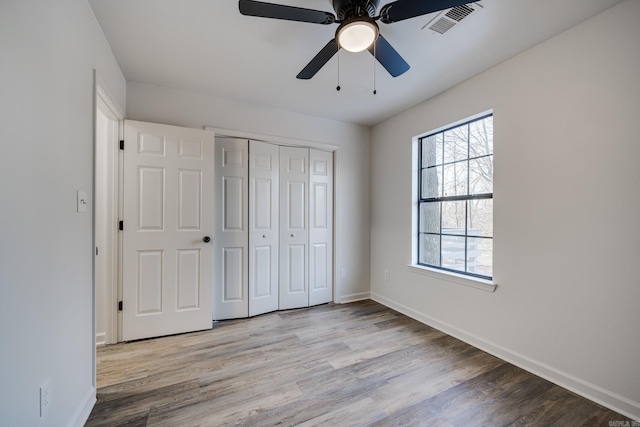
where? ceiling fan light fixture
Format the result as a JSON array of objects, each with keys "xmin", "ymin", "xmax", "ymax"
[{"xmin": 336, "ymin": 18, "xmax": 379, "ymax": 52}]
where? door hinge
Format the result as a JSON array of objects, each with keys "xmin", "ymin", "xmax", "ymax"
[
  {"xmin": 118, "ymin": 220, "xmax": 124, "ymax": 231},
  {"xmin": 118, "ymin": 301, "xmax": 123, "ymax": 311},
  {"xmin": 119, "ymin": 140, "xmax": 124, "ymax": 150}
]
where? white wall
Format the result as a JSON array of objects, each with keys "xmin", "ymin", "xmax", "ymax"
[
  {"xmin": 0, "ymin": 0, "xmax": 126, "ymax": 425},
  {"xmin": 370, "ymin": 0, "xmax": 640, "ymax": 420},
  {"xmin": 126, "ymin": 82, "xmax": 371, "ymax": 303}
]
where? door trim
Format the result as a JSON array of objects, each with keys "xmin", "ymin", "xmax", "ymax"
[
  {"xmin": 206, "ymin": 126, "xmax": 338, "ymax": 151},
  {"xmin": 93, "ymin": 71, "xmax": 125, "ymax": 389},
  {"xmin": 94, "ymin": 76, "xmax": 125, "ymax": 346}
]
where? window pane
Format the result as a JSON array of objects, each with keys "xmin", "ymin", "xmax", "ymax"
[
  {"xmin": 422, "ymin": 135, "xmax": 442, "ymax": 167},
  {"xmin": 441, "ymin": 235, "xmax": 465, "ymax": 272},
  {"xmin": 469, "ymin": 157, "xmax": 492, "ymax": 195},
  {"xmin": 443, "ymin": 161, "xmax": 468, "ymax": 197},
  {"xmin": 468, "ymin": 199, "xmax": 492, "ymax": 237},
  {"xmin": 469, "ymin": 117, "xmax": 493, "ymax": 158},
  {"xmin": 444, "ymin": 125, "xmax": 468, "ymax": 163},
  {"xmin": 421, "ymin": 166, "xmax": 442, "ymax": 199},
  {"xmin": 419, "ymin": 234, "xmax": 440, "ymax": 266},
  {"xmin": 467, "ymin": 237, "xmax": 492, "ymax": 277},
  {"xmin": 416, "ymin": 114, "xmax": 493, "ymax": 280},
  {"xmin": 441, "ymin": 200, "xmax": 466, "ymax": 235},
  {"xmin": 419, "ymin": 202, "xmax": 440, "ymax": 234}
]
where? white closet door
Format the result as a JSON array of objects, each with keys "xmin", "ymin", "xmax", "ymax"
[
  {"xmin": 279, "ymin": 146, "xmax": 309, "ymax": 310},
  {"xmin": 122, "ymin": 120, "xmax": 214, "ymax": 341},
  {"xmin": 309, "ymin": 149, "xmax": 333, "ymax": 306},
  {"xmin": 213, "ymin": 137, "xmax": 249, "ymax": 320},
  {"xmin": 249, "ymin": 141, "xmax": 279, "ymax": 316}
]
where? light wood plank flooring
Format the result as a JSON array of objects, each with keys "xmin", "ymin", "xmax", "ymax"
[{"xmin": 87, "ymin": 300, "xmax": 630, "ymax": 426}]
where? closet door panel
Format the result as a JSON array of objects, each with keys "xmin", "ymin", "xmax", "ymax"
[
  {"xmin": 214, "ymin": 137, "xmax": 249, "ymax": 320},
  {"xmin": 249, "ymin": 141, "xmax": 279, "ymax": 316},
  {"xmin": 279, "ymin": 146, "xmax": 309, "ymax": 310},
  {"xmin": 309, "ymin": 149, "xmax": 333, "ymax": 306}
]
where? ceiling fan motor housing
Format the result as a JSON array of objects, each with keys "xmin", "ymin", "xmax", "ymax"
[{"xmin": 333, "ymin": 0, "xmax": 381, "ymax": 21}]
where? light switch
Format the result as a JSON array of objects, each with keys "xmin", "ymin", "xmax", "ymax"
[{"xmin": 77, "ymin": 190, "xmax": 88, "ymax": 213}]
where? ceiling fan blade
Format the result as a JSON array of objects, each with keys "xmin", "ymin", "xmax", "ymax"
[
  {"xmin": 297, "ymin": 39, "xmax": 339, "ymax": 79},
  {"xmin": 239, "ymin": 0, "xmax": 335, "ymax": 25},
  {"xmin": 379, "ymin": 0, "xmax": 472, "ymax": 24},
  {"xmin": 368, "ymin": 35, "xmax": 410, "ymax": 77}
]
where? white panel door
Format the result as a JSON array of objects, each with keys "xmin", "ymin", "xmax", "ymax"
[
  {"xmin": 213, "ymin": 137, "xmax": 249, "ymax": 320},
  {"xmin": 249, "ymin": 141, "xmax": 279, "ymax": 316},
  {"xmin": 279, "ymin": 146, "xmax": 309, "ymax": 310},
  {"xmin": 122, "ymin": 120, "xmax": 214, "ymax": 341},
  {"xmin": 309, "ymin": 149, "xmax": 333, "ymax": 306}
]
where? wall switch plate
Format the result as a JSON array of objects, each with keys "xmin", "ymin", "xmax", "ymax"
[
  {"xmin": 384, "ymin": 270, "xmax": 390, "ymax": 281},
  {"xmin": 40, "ymin": 378, "xmax": 51, "ymax": 417},
  {"xmin": 77, "ymin": 190, "xmax": 88, "ymax": 213}
]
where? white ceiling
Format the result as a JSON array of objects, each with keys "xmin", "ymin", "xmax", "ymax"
[{"xmin": 89, "ymin": 0, "xmax": 624, "ymax": 126}]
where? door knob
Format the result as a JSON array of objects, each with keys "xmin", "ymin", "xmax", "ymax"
[
  {"xmin": 290, "ymin": 233, "xmax": 295, "ymax": 237},
  {"xmin": 262, "ymin": 234, "xmax": 267, "ymax": 238},
  {"xmin": 203, "ymin": 236, "xmax": 211, "ymax": 243}
]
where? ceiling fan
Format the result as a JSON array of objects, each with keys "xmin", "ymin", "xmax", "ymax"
[{"xmin": 239, "ymin": 0, "xmax": 472, "ymax": 79}]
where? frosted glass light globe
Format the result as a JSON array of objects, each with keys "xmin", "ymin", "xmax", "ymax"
[{"xmin": 337, "ymin": 20, "xmax": 378, "ymax": 53}]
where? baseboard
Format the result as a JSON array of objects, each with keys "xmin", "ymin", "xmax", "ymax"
[
  {"xmin": 96, "ymin": 332, "xmax": 106, "ymax": 346},
  {"xmin": 371, "ymin": 292, "xmax": 640, "ymax": 422},
  {"xmin": 337, "ymin": 292, "xmax": 370, "ymax": 304},
  {"xmin": 67, "ymin": 386, "xmax": 96, "ymax": 427}
]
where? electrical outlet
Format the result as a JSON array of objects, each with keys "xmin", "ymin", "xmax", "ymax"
[
  {"xmin": 384, "ymin": 270, "xmax": 390, "ymax": 281},
  {"xmin": 40, "ymin": 378, "xmax": 51, "ymax": 417}
]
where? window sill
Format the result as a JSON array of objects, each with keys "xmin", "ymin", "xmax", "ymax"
[{"xmin": 407, "ymin": 264, "xmax": 497, "ymax": 293}]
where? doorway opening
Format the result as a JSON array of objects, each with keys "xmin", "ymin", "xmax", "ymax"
[{"xmin": 94, "ymin": 78, "xmax": 124, "ymax": 349}]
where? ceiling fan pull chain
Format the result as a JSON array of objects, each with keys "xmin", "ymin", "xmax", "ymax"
[
  {"xmin": 336, "ymin": 49, "xmax": 341, "ymax": 91},
  {"xmin": 373, "ymin": 41, "xmax": 377, "ymax": 95}
]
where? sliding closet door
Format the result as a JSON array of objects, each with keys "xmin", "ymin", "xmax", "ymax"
[
  {"xmin": 279, "ymin": 147, "xmax": 309, "ymax": 310},
  {"xmin": 309, "ymin": 149, "xmax": 333, "ymax": 306},
  {"xmin": 248, "ymin": 141, "xmax": 279, "ymax": 316},
  {"xmin": 213, "ymin": 137, "xmax": 248, "ymax": 320}
]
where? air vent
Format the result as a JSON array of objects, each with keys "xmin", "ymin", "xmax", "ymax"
[
  {"xmin": 429, "ymin": 18, "xmax": 456, "ymax": 35},
  {"xmin": 423, "ymin": 2, "xmax": 482, "ymax": 35},
  {"xmin": 446, "ymin": 4, "xmax": 474, "ymax": 22}
]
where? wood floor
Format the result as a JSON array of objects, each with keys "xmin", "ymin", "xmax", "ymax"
[{"xmin": 87, "ymin": 300, "xmax": 630, "ymax": 426}]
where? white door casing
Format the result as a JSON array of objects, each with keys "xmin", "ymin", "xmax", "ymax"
[
  {"xmin": 309, "ymin": 149, "xmax": 334, "ymax": 306},
  {"xmin": 122, "ymin": 120, "xmax": 214, "ymax": 341},
  {"xmin": 213, "ymin": 137, "xmax": 249, "ymax": 320},
  {"xmin": 279, "ymin": 146, "xmax": 309, "ymax": 310},
  {"xmin": 249, "ymin": 141, "xmax": 279, "ymax": 316}
]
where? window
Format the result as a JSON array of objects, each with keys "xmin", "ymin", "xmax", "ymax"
[{"xmin": 417, "ymin": 114, "xmax": 493, "ymax": 280}]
